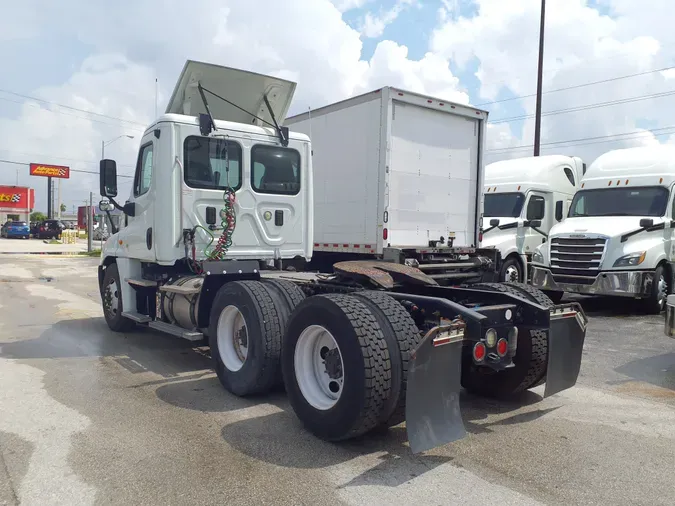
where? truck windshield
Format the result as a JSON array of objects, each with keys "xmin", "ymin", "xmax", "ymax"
[
  {"xmin": 483, "ymin": 192, "xmax": 525, "ymax": 217},
  {"xmin": 184, "ymin": 136, "xmax": 242, "ymax": 190},
  {"xmin": 569, "ymin": 186, "xmax": 669, "ymax": 217}
]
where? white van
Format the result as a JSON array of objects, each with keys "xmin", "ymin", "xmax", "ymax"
[
  {"xmin": 482, "ymin": 155, "xmax": 585, "ymax": 282},
  {"xmin": 531, "ymin": 145, "xmax": 675, "ymax": 313}
]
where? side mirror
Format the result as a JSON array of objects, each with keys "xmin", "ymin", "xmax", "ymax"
[
  {"xmin": 640, "ymin": 218, "xmax": 654, "ymax": 228},
  {"xmin": 555, "ymin": 201, "xmax": 564, "ymax": 222},
  {"xmin": 528, "ymin": 220, "xmax": 542, "ymax": 228},
  {"xmin": 98, "ymin": 199, "xmax": 112, "ymax": 212},
  {"xmin": 489, "ymin": 219, "xmax": 500, "ymax": 227},
  {"xmin": 100, "ymin": 159, "xmax": 118, "ymax": 198}
]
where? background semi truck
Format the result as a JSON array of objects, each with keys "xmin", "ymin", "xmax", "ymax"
[
  {"xmin": 482, "ymin": 155, "xmax": 585, "ymax": 283},
  {"xmin": 531, "ymin": 145, "xmax": 675, "ymax": 313},
  {"xmin": 96, "ymin": 60, "xmax": 587, "ymax": 453},
  {"xmin": 285, "ymin": 89, "xmax": 499, "ymax": 285}
]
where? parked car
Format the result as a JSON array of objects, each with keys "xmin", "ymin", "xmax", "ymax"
[
  {"xmin": 30, "ymin": 221, "xmax": 40, "ymax": 236},
  {"xmin": 36, "ymin": 219, "xmax": 66, "ymax": 239},
  {"xmin": 1, "ymin": 221, "xmax": 30, "ymax": 239}
]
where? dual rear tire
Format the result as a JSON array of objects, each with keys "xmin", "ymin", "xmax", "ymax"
[{"xmin": 209, "ymin": 282, "xmax": 420, "ymax": 441}]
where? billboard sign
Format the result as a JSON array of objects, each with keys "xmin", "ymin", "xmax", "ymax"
[
  {"xmin": 29, "ymin": 163, "xmax": 70, "ymax": 179},
  {"xmin": 0, "ymin": 186, "xmax": 34, "ymax": 210}
]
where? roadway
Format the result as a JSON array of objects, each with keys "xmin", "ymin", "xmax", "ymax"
[{"xmin": 0, "ymin": 255, "xmax": 673, "ymax": 505}]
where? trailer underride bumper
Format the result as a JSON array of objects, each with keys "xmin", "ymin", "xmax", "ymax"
[{"xmin": 404, "ymin": 302, "xmax": 588, "ymax": 454}]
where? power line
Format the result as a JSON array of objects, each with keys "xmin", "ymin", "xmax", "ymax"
[
  {"xmin": 0, "ymin": 148, "xmax": 134, "ymax": 168},
  {"xmin": 0, "ymin": 88, "xmax": 148, "ymax": 127},
  {"xmin": 488, "ymin": 128, "xmax": 675, "ymax": 155},
  {"xmin": 489, "ymin": 89, "xmax": 675, "ymax": 124},
  {"xmin": 488, "ymin": 124, "xmax": 675, "ymax": 153},
  {"xmin": 0, "ymin": 95, "xmax": 146, "ymax": 131},
  {"xmin": 0, "ymin": 158, "xmax": 134, "ymax": 178},
  {"xmin": 476, "ymin": 65, "xmax": 675, "ymax": 107}
]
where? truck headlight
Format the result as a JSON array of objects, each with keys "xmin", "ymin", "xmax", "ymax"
[
  {"xmin": 532, "ymin": 249, "xmax": 544, "ymax": 264},
  {"xmin": 613, "ymin": 251, "xmax": 646, "ymax": 267}
]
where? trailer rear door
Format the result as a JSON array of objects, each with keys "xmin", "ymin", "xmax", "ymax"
[{"xmin": 387, "ymin": 101, "xmax": 481, "ymax": 247}]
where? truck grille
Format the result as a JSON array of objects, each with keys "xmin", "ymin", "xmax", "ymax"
[{"xmin": 550, "ymin": 236, "xmax": 607, "ymax": 279}]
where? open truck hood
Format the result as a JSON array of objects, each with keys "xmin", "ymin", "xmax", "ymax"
[{"xmin": 166, "ymin": 60, "xmax": 297, "ymax": 127}]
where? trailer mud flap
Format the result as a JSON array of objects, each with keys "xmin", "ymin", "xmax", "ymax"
[
  {"xmin": 544, "ymin": 303, "xmax": 588, "ymax": 398},
  {"xmin": 405, "ymin": 326, "xmax": 466, "ymax": 454}
]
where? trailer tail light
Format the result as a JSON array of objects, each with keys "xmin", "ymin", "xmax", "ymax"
[
  {"xmin": 496, "ymin": 338, "xmax": 508, "ymax": 357},
  {"xmin": 383, "ymin": 228, "xmax": 388, "ymax": 240},
  {"xmin": 473, "ymin": 342, "xmax": 486, "ymax": 362},
  {"xmin": 478, "ymin": 231, "xmax": 483, "ymax": 243}
]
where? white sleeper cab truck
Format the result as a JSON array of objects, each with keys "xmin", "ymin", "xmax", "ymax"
[
  {"xmin": 531, "ymin": 145, "xmax": 675, "ymax": 313},
  {"xmin": 97, "ymin": 60, "xmax": 587, "ymax": 453},
  {"xmin": 285, "ymin": 88, "xmax": 500, "ymax": 285},
  {"xmin": 482, "ymin": 155, "xmax": 585, "ymax": 283}
]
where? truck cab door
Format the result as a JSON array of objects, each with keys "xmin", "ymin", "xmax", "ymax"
[
  {"xmin": 519, "ymin": 191, "xmax": 549, "ymax": 258},
  {"xmin": 120, "ymin": 139, "xmax": 156, "ymax": 261}
]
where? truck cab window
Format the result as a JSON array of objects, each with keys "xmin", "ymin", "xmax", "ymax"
[
  {"xmin": 564, "ymin": 168, "xmax": 575, "ymax": 186},
  {"xmin": 134, "ymin": 143, "xmax": 153, "ymax": 197},
  {"xmin": 184, "ymin": 136, "xmax": 242, "ymax": 190},
  {"xmin": 526, "ymin": 195, "xmax": 545, "ymax": 220},
  {"xmin": 483, "ymin": 193, "xmax": 524, "ymax": 217},
  {"xmin": 251, "ymin": 145, "xmax": 300, "ymax": 195}
]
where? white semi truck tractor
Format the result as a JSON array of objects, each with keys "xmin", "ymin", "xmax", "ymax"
[
  {"xmin": 96, "ymin": 60, "xmax": 588, "ymax": 453},
  {"xmin": 531, "ymin": 145, "xmax": 675, "ymax": 313},
  {"xmin": 482, "ymin": 155, "xmax": 585, "ymax": 283}
]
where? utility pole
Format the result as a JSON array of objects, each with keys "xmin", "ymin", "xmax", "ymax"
[
  {"xmin": 47, "ymin": 177, "xmax": 53, "ymax": 219},
  {"xmin": 533, "ymin": 0, "xmax": 546, "ymax": 156},
  {"xmin": 87, "ymin": 192, "xmax": 93, "ymax": 253}
]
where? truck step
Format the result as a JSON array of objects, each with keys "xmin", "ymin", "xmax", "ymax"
[
  {"xmin": 159, "ymin": 284, "xmax": 201, "ymax": 295},
  {"xmin": 125, "ymin": 278, "xmax": 158, "ymax": 287},
  {"xmin": 148, "ymin": 320, "xmax": 203, "ymax": 341},
  {"xmin": 122, "ymin": 311, "xmax": 152, "ymax": 323}
]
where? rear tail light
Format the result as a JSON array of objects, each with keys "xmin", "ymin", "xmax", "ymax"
[
  {"xmin": 383, "ymin": 228, "xmax": 388, "ymax": 240},
  {"xmin": 473, "ymin": 342, "xmax": 486, "ymax": 362},
  {"xmin": 496, "ymin": 338, "xmax": 508, "ymax": 357},
  {"xmin": 479, "ymin": 230, "xmax": 483, "ymax": 243},
  {"xmin": 507, "ymin": 327, "xmax": 518, "ymax": 354}
]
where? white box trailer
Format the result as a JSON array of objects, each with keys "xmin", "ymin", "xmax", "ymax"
[{"xmin": 286, "ymin": 88, "xmax": 498, "ymax": 283}]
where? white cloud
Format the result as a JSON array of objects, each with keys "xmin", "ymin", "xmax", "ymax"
[
  {"xmin": 331, "ymin": 0, "xmax": 371, "ymax": 12},
  {"xmin": 0, "ymin": 0, "xmax": 466, "ymax": 212},
  {"xmin": 360, "ymin": 0, "xmax": 418, "ymax": 38},
  {"xmin": 431, "ymin": 0, "xmax": 675, "ymax": 165}
]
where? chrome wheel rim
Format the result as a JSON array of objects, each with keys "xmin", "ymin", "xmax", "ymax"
[{"xmin": 217, "ymin": 306, "xmax": 249, "ymax": 372}]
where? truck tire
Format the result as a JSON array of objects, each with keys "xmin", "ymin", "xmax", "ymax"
[
  {"xmin": 282, "ymin": 294, "xmax": 392, "ymax": 441},
  {"xmin": 644, "ymin": 264, "xmax": 669, "ymax": 315},
  {"xmin": 460, "ymin": 282, "xmax": 549, "ymax": 397},
  {"xmin": 352, "ymin": 291, "xmax": 421, "ymax": 427},
  {"xmin": 101, "ymin": 263, "xmax": 135, "ymax": 333},
  {"xmin": 503, "ymin": 281, "xmax": 554, "ymax": 308},
  {"xmin": 500, "ymin": 257, "xmax": 523, "ymax": 283},
  {"xmin": 209, "ymin": 280, "xmax": 283, "ymax": 396},
  {"xmin": 261, "ymin": 278, "xmax": 307, "ymax": 387}
]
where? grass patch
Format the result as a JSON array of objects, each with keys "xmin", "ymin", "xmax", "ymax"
[
  {"xmin": 48, "ymin": 240, "xmax": 61, "ymax": 245},
  {"xmin": 79, "ymin": 249, "xmax": 102, "ymax": 257}
]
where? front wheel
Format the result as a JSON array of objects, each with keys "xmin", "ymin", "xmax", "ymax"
[
  {"xmin": 500, "ymin": 257, "xmax": 523, "ymax": 283},
  {"xmin": 644, "ymin": 265, "xmax": 669, "ymax": 314},
  {"xmin": 101, "ymin": 263, "xmax": 135, "ymax": 332}
]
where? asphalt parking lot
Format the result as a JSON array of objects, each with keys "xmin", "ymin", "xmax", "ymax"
[{"xmin": 0, "ymin": 256, "xmax": 673, "ymax": 506}]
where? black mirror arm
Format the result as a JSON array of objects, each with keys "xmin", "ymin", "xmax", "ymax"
[
  {"xmin": 620, "ymin": 222, "xmax": 666, "ymax": 243},
  {"xmin": 530, "ymin": 226, "xmax": 548, "ymax": 239},
  {"xmin": 108, "ymin": 197, "xmax": 125, "ymax": 213},
  {"xmin": 104, "ymin": 210, "xmax": 118, "ymax": 235},
  {"xmin": 482, "ymin": 225, "xmax": 498, "ymax": 234}
]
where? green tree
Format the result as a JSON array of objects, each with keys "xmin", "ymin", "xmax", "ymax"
[
  {"xmin": 60, "ymin": 203, "xmax": 66, "ymax": 213},
  {"xmin": 30, "ymin": 211, "xmax": 47, "ymax": 222}
]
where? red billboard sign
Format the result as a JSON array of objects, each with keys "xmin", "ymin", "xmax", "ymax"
[
  {"xmin": 0, "ymin": 186, "xmax": 34, "ymax": 210},
  {"xmin": 29, "ymin": 163, "xmax": 70, "ymax": 179}
]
